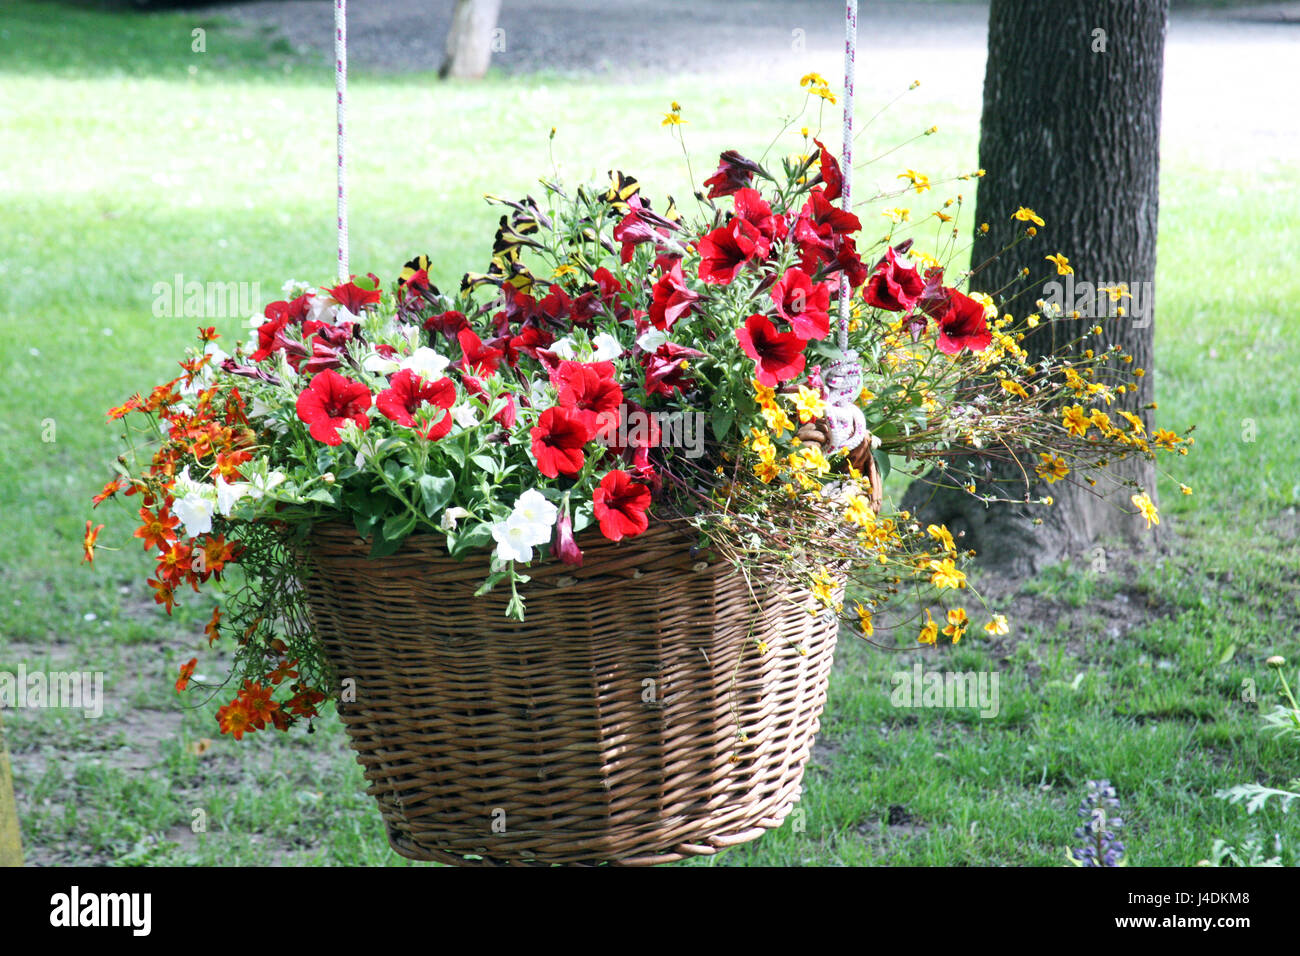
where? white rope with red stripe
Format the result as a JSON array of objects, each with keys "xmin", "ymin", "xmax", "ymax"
[
  {"xmin": 335, "ymin": 0, "xmax": 349, "ymax": 281},
  {"xmin": 824, "ymin": 0, "xmax": 868, "ymax": 454}
]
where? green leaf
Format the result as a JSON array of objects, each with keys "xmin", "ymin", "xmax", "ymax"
[
  {"xmin": 417, "ymin": 473, "xmax": 455, "ymax": 517},
  {"xmin": 303, "ymin": 487, "xmax": 337, "ymax": 504},
  {"xmin": 872, "ymin": 447, "xmax": 892, "ymax": 480},
  {"xmin": 470, "ymin": 453, "xmax": 498, "ymax": 474},
  {"xmin": 450, "ymin": 521, "xmax": 493, "ymax": 558},
  {"xmin": 473, "ymin": 569, "xmax": 511, "ymax": 597},
  {"xmin": 711, "ymin": 405, "xmax": 734, "ymax": 441}
]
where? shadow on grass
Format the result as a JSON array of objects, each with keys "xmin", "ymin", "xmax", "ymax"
[{"xmin": 1, "ymin": 0, "xmax": 324, "ymax": 80}]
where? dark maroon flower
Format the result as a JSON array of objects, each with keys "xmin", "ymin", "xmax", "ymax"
[
  {"xmin": 702, "ymin": 150, "xmax": 765, "ymax": 198},
  {"xmin": 864, "ymin": 247, "xmax": 926, "ymax": 312}
]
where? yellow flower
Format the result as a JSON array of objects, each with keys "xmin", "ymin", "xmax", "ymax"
[
  {"xmin": 1152, "ymin": 427, "xmax": 1180, "ymax": 450},
  {"xmin": 1119, "ymin": 410, "xmax": 1146, "ymax": 436},
  {"xmin": 811, "ymin": 568, "xmax": 838, "ymax": 608},
  {"xmin": 882, "ymin": 207, "xmax": 911, "ymax": 223},
  {"xmin": 1012, "ymin": 207, "xmax": 1045, "ymax": 227},
  {"xmin": 984, "ymin": 614, "xmax": 1010, "ymax": 636},
  {"xmin": 943, "ymin": 607, "xmax": 968, "ymax": 644},
  {"xmin": 854, "ymin": 601, "xmax": 874, "ymax": 639},
  {"xmin": 845, "ymin": 495, "xmax": 876, "ymax": 528},
  {"xmin": 1179, "ymin": 484, "xmax": 1193, "ymax": 496},
  {"xmin": 762, "ymin": 403, "xmax": 795, "ymax": 437},
  {"xmin": 1131, "ymin": 492, "xmax": 1159, "ymax": 529},
  {"xmin": 1045, "ymin": 253, "xmax": 1073, "ymax": 275},
  {"xmin": 794, "ymin": 385, "xmax": 827, "ymax": 424},
  {"xmin": 918, "ymin": 610, "xmax": 939, "ymax": 646},
  {"xmin": 752, "ymin": 378, "xmax": 776, "ymax": 408},
  {"xmin": 1000, "ymin": 379, "xmax": 1029, "ymax": 400},
  {"xmin": 926, "ymin": 523, "xmax": 956, "ymax": 553},
  {"xmin": 799, "ymin": 71, "xmax": 828, "ymax": 89},
  {"xmin": 801, "ymin": 445, "xmax": 832, "ymax": 477},
  {"xmin": 661, "ymin": 112, "xmax": 686, "ymax": 127},
  {"xmin": 929, "ymin": 558, "xmax": 966, "ymax": 591},
  {"xmin": 898, "ymin": 169, "xmax": 931, "ymax": 193},
  {"xmin": 1035, "ymin": 453, "xmax": 1069, "ymax": 484},
  {"xmin": 1062, "ymin": 404, "xmax": 1090, "ymax": 437},
  {"xmin": 754, "ymin": 459, "xmax": 780, "ymax": 484},
  {"xmin": 1089, "ymin": 409, "xmax": 1112, "ymax": 431}
]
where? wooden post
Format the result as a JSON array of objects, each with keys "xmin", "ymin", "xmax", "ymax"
[{"xmin": 0, "ymin": 711, "xmax": 22, "ymax": 866}]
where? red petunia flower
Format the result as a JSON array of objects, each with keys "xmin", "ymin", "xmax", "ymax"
[
  {"xmin": 864, "ymin": 246, "xmax": 926, "ymax": 312},
  {"xmin": 648, "ymin": 260, "xmax": 700, "ymax": 331},
  {"xmin": 327, "ymin": 275, "xmax": 382, "ymax": 314},
  {"xmin": 376, "ymin": 369, "xmax": 456, "ymax": 440},
  {"xmin": 556, "ymin": 362, "xmax": 623, "ymax": 439},
  {"xmin": 424, "ymin": 309, "xmax": 470, "ymax": 343},
  {"xmin": 593, "ymin": 469, "xmax": 651, "ymax": 542},
  {"xmin": 457, "ymin": 328, "xmax": 504, "ymax": 375},
  {"xmin": 735, "ymin": 314, "xmax": 808, "ymax": 386},
  {"xmin": 812, "ymin": 138, "xmax": 843, "ymax": 202},
  {"xmin": 923, "ymin": 286, "xmax": 993, "ymax": 355},
  {"xmin": 295, "ymin": 369, "xmax": 372, "ymax": 446},
  {"xmin": 530, "ymin": 406, "xmax": 593, "ymax": 478},
  {"xmin": 771, "ymin": 267, "xmax": 832, "ymax": 340},
  {"xmin": 733, "ymin": 188, "xmax": 787, "ymax": 243},
  {"xmin": 697, "ymin": 217, "xmax": 768, "ymax": 285}
]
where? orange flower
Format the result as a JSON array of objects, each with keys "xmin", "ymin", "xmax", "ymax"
[
  {"xmin": 204, "ymin": 608, "xmax": 223, "ymax": 647},
  {"xmin": 148, "ymin": 577, "xmax": 177, "ymax": 614},
  {"xmin": 238, "ymin": 680, "xmax": 279, "ymax": 729},
  {"xmin": 107, "ymin": 395, "xmax": 142, "ymax": 421},
  {"xmin": 199, "ymin": 534, "xmax": 238, "ymax": 577},
  {"xmin": 266, "ymin": 659, "xmax": 299, "ymax": 686},
  {"xmin": 155, "ymin": 541, "xmax": 193, "ymax": 587},
  {"xmin": 175, "ymin": 658, "xmax": 198, "ymax": 693},
  {"xmin": 134, "ymin": 506, "xmax": 179, "ymax": 552},
  {"xmin": 212, "ymin": 450, "xmax": 252, "ymax": 482},
  {"xmin": 82, "ymin": 520, "xmax": 104, "ymax": 564},
  {"xmin": 217, "ymin": 699, "xmax": 256, "ymax": 740},
  {"xmin": 91, "ymin": 478, "xmax": 123, "ymax": 508}
]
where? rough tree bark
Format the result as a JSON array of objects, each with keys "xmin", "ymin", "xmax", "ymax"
[
  {"xmin": 903, "ymin": 0, "xmax": 1169, "ymax": 576},
  {"xmin": 440, "ymin": 0, "xmax": 503, "ymax": 79}
]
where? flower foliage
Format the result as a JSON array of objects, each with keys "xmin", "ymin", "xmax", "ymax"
[{"xmin": 87, "ymin": 91, "xmax": 1191, "ymax": 740}]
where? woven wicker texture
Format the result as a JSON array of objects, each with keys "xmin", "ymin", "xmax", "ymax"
[{"xmin": 302, "ymin": 520, "xmax": 843, "ymax": 866}]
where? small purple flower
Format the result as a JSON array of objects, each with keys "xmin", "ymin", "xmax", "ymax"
[{"xmin": 1070, "ymin": 779, "xmax": 1127, "ymax": 867}]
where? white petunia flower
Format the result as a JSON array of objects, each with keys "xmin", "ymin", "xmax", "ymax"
[
  {"xmin": 491, "ymin": 515, "xmax": 535, "ymax": 563},
  {"xmin": 636, "ymin": 327, "xmax": 670, "ymax": 353},
  {"xmin": 362, "ymin": 352, "xmax": 401, "ymax": 376},
  {"xmin": 510, "ymin": 490, "xmax": 558, "ymax": 545},
  {"xmin": 452, "ymin": 403, "xmax": 477, "ymax": 428},
  {"xmin": 214, "ymin": 475, "xmax": 249, "ymax": 517},
  {"xmin": 400, "ymin": 347, "xmax": 450, "ymax": 382},
  {"xmin": 173, "ymin": 491, "xmax": 216, "ymax": 537},
  {"xmin": 591, "ymin": 332, "xmax": 624, "ymax": 361}
]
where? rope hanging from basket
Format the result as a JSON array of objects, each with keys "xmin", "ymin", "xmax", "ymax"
[
  {"xmin": 822, "ymin": 0, "xmax": 869, "ymax": 455},
  {"xmin": 335, "ymin": 0, "xmax": 349, "ymax": 281}
]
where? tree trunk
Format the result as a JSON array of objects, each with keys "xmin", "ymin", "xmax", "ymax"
[
  {"xmin": 903, "ymin": 0, "xmax": 1169, "ymax": 577},
  {"xmin": 440, "ymin": 0, "xmax": 503, "ymax": 80}
]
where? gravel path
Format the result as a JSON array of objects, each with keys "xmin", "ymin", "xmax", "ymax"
[{"xmin": 207, "ymin": 0, "xmax": 1299, "ymax": 162}]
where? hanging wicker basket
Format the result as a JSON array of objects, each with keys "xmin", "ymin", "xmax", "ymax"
[{"xmin": 301, "ymin": 519, "xmax": 846, "ymax": 866}]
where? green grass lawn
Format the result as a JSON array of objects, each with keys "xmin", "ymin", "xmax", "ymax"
[{"xmin": 1, "ymin": 1, "xmax": 1297, "ymax": 866}]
